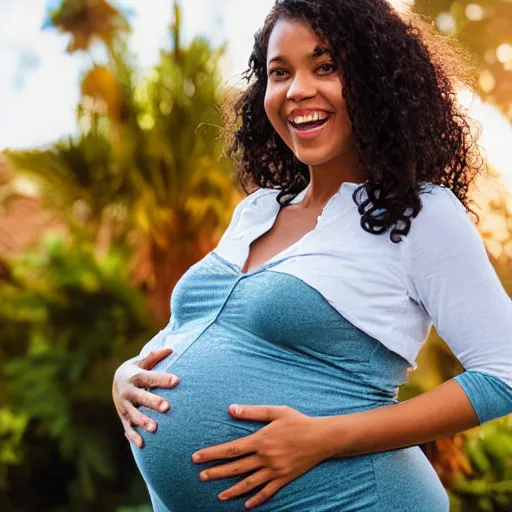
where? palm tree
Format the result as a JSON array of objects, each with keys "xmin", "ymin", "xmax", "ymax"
[
  {"xmin": 6, "ymin": 2, "xmax": 238, "ymax": 321},
  {"xmin": 44, "ymin": 0, "xmax": 130, "ymax": 53}
]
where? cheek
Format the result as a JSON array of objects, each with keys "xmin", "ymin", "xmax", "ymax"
[
  {"xmin": 329, "ymin": 88, "xmax": 352, "ymax": 136},
  {"xmin": 331, "ymin": 83, "xmax": 347, "ymax": 114},
  {"xmin": 264, "ymin": 88, "xmax": 288, "ymax": 138},
  {"xmin": 263, "ymin": 92, "xmax": 277, "ymax": 124},
  {"xmin": 339, "ymin": 105, "xmax": 353, "ymax": 137}
]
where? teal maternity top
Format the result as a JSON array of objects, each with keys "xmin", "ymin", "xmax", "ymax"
[{"xmin": 129, "ymin": 181, "xmax": 512, "ymax": 511}]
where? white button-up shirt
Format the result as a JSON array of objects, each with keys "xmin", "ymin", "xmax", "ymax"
[{"xmin": 214, "ymin": 180, "xmax": 512, "ymax": 389}]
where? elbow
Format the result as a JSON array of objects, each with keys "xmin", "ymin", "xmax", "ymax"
[{"xmin": 451, "ymin": 370, "xmax": 512, "ymax": 425}]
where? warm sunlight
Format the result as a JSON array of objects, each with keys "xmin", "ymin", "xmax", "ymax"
[
  {"xmin": 389, "ymin": 0, "xmax": 415, "ymax": 12},
  {"xmin": 458, "ymin": 89, "xmax": 512, "ymax": 192},
  {"xmin": 390, "ymin": 0, "xmax": 512, "ymax": 193},
  {"xmin": 4, "ymin": 0, "xmax": 512, "ymax": 199},
  {"xmin": 2, "ymin": 3, "xmax": 512, "ymax": 511}
]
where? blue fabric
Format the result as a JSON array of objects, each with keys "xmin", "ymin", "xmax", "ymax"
[
  {"xmin": 452, "ymin": 370, "xmax": 512, "ymax": 425},
  {"xmin": 130, "ymin": 251, "xmax": 449, "ymax": 511}
]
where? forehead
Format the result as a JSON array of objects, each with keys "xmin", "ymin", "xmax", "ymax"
[{"xmin": 266, "ymin": 18, "xmax": 330, "ymax": 63}]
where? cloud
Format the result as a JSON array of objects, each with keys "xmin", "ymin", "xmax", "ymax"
[
  {"xmin": 0, "ymin": 0, "xmax": 81, "ymax": 149},
  {"xmin": 217, "ymin": 0, "xmax": 275, "ymax": 86},
  {"xmin": 0, "ymin": 0, "xmax": 242, "ymax": 149}
]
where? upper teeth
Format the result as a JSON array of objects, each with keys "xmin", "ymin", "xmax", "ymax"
[{"xmin": 291, "ymin": 112, "xmax": 328, "ymax": 124}]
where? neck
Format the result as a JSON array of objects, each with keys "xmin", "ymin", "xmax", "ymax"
[{"xmin": 302, "ymin": 146, "xmax": 366, "ymax": 209}]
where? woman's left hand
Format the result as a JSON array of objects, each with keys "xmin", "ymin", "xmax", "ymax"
[{"xmin": 191, "ymin": 404, "xmax": 335, "ymax": 509}]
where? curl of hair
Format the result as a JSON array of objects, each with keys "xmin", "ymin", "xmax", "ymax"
[{"xmin": 221, "ymin": 0, "xmax": 486, "ymax": 243}]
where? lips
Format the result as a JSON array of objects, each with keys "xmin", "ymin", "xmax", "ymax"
[
  {"xmin": 287, "ymin": 108, "xmax": 332, "ymax": 119},
  {"xmin": 288, "ymin": 115, "xmax": 331, "ymax": 130},
  {"xmin": 286, "ymin": 113, "xmax": 333, "ymax": 139}
]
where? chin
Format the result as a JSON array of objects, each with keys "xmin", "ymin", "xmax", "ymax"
[{"xmin": 293, "ymin": 150, "xmax": 335, "ymax": 166}]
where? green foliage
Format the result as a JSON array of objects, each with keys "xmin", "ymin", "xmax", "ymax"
[
  {"xmin": 451, "ymin": 416, "xmax": 512, "ymax": 511},
  {"xmin": 0, "ymin": 229, "xmax": 155, "ymax": 510},
  {"xmin": 6, "ymin": 130, "xmax": 119, "ymax": 224},
  {"xmin": 5, "ymin": 4, "xmax": 236, "ymax": 321},
  {"xmin": 122, "ymin": 33, "xmax": 234, "ymax": 246},
  {"xmin": 0, "ymin": 3, "xmax": 238, "ymax": 508},
  {"xmin": 6, "ymin": 5, "xmax": 234, "ymax": 249}
]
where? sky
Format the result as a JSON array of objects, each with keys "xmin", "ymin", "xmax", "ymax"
[
  {"xmin": 1, "ymin": 0, "xmax": 511, "ymax": 191},
  {"xmin": 0, "ymin": 0, "xmax": 276, "ymax": 150}
]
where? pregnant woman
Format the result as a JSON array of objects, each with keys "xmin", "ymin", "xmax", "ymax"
[{"xmin": 112, "ymin": 0, "xmax": 512, "ymax": 510}]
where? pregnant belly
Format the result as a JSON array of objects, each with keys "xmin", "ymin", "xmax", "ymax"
[
  {"xmin": 132, "ymin": 397, "xmax": 447, "ymax": 512},
  {"xmin": 132, "ymin": 394, "xmax": 379, "ymax": 512},
  {"xmin": 129, "ymin": 324, "xmax": 448, "ymax": 511}
]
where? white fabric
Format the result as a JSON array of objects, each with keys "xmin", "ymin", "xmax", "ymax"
[{"xmin": 214, "ymin": 180, "xmax": 512, "ymax": 388}]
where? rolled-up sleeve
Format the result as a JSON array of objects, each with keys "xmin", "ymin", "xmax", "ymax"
[{"xmin": 401, "ymin": 186, "xmax": 512, "ymax": 425}]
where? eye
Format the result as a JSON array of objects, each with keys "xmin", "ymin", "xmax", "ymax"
[
  {"xmin": 317, "ymin": 63, "xmax": 336, "ymax": 74},
  {"xmin": 269, "ymin": 68, "xmax": 288, "ymax": 79}
]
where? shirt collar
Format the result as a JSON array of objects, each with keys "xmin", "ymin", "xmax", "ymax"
[{"xmin": 289, "ymin": 180, "xmax": 366, "ymax": 205}]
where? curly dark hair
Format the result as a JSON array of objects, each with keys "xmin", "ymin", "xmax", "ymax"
[{"xmin": 222, "ymin": 0, "xmax": 486, "ymax": 243}]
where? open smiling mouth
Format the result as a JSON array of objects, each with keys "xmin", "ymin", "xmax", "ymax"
[{"xmin": 288, "ymin": 114, "xmax": 332, "ymax": 132}]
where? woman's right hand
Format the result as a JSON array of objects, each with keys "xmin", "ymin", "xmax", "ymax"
[{"xmin": 113, "ymin": 348, "xmax": 180, "ymax": 448}]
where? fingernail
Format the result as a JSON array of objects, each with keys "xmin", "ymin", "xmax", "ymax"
[
  {"xmin": 245, "ymin": 498, "xmax": 256, "ymax": 508},
  {"xmin": 160, "ymin": 402, "xmax": 170, "ymax": 412},
  {"xmin": 147, "ymin": 422, "xmax": 156, "ymax": 431}
]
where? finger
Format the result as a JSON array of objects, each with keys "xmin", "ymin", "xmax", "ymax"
[
  {"xmin": 192, "ymin": 434, "xmax": 256, "ymax": 463},
  {"xmin": 123, "ymin": 401, "xmax": 158, "ymax": 432},
  {"xmin": 217, "ymin": 468, "xmax": 273, "ymax": 502},
  {"xmin": 124, "ymin": 423, "xmax": 144, "ymax": 448},
  {"xmin": 131, "ymin": 369, "xmax": 179, "ymax": 390},
  {"xmin": 128, "ymin": 387, "xmax": 171, "ymax": 413},
  {"xmin": 122, "ymin": 418, "xmax": 144, "ymax": 448},
  {"xmin": 228, "ymin": 404, "xmax": 288, "ymax": 422},
  {"xmin": 244, "ymin": 477, "xmax": 287, "ymax": 509},
  {"xmin": 199, "ymin": 454, "xmax": 262, "ymax": 481},
  {"xmin": 138, "ymin": 348, "xmax": 173, "ymax": 370}
]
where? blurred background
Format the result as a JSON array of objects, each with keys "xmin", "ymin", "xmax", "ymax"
[{"xmin": 0, "ymin": 1, "xmax": 511, "ymax": 510}]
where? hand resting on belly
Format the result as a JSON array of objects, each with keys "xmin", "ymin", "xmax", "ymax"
[{"xmin": 112, "ymin": 348, "xmax": 181, "ymax": 448}]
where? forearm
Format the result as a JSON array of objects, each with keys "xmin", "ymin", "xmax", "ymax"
[{"xmin": 324, "ymin": 379, "xmax": 480, "ymax": 458}]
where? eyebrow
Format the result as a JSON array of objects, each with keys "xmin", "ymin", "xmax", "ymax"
[{"xmin": 268, "ymin": 45, "xmax": 332, "ymax": 65}]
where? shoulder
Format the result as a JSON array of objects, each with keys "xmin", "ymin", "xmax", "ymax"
[
  {"xmin": 407, "ymin": 183, "xmax": 470, "ymax": 241},
  {"xmin": 245, "ymin": 186, "xmax": 280, "ymax": 202},
  {"xmin": 233, "ymin": 186, "xmax": 279, "ymax": 215},
  {"xmin": 416, "ymin": 182, "xmax": 466, "ymax": 216},
  {"xmin": 227, "ymin": 186, "xmax": 278, "ymax": 230},
  {"xmin": 401, "ymin": 183, "xmax": 485, "ymax": 264},
  {"xmin": 217, "ymin": 187, "xmax": 279, "ymax": 248}
]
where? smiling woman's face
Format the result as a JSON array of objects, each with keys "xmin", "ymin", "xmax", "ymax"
[{"xmin": 264, "ymin": 18, "xmax": 354, "ymax": 167}]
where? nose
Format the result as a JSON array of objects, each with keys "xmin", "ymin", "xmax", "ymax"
[{"xmin": 286, "ymin": 71, "xmax": 316, "ymax": 102}]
